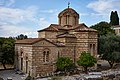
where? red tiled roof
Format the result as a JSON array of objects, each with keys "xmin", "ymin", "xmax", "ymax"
[
  {"xmin": 112, "ymin": 25, "xmax": 120, "ymax": 28},
  {"xmin": 74, "ymin": 23, "xmax": 97, "ymax": 32},
  {"xmin": 15, "ymin": 38, "xmax": 65, "ymax": 47},
  {"xmin": 15, "ymin": 38, "xmax": 43, "ymax": 44},
  {"xmin": 38, "ymin": 24, "xmax": 60, "ymax": 32},
  {"xmin": 57, "ymin": 32, "xmax": 76, "ymax": 38},
  {"xmin": 38, "ymin": 23, "xmax": 97, "ymax": 32}
]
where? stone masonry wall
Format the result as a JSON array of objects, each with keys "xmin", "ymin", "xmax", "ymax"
[
  {"xmin": 31, "ymin": 40, "xmax": 58, "ymax": 77},
  {"xmin": 15, "ymin": 44, "xmax": 32, "ymax": 75}
]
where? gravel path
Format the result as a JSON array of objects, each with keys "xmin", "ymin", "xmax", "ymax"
[{"xmin": 0, "ymin": 70, "xmax": 26, "ymax": 80}]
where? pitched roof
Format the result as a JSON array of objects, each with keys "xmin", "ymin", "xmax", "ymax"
[
  {"xmin": 74, "ymin": 23, "xmax": 97, "ymax": 32},
  {"xmin": 57, "ymin": 32, "xmax": 76, "ymax": 38},
  {"xmin": 38, "ymin": 24, "xmax": 60, "ymax": 32},
  {"xmin": 112, "ymin": 25, "xmax": 120, "ymax": 29},
  {"xmin": 15, "ymin": 38, "xmax": 43, "ymax": 44},
  {"xmin": 57, "ymin": 23, "xmax": 97, "ymax": 32},
  {"xmin": 38, "ymin": 23, "xmax": 97, "ymax": 32},
  {"xmin": 15, "ymin": 38, "xmax": 65, "ymax": 47}
]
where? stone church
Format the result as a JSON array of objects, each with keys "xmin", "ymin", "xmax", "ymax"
[{"xmin": 15, "ymin": 6, "xmax": 98, "ymax": 77}]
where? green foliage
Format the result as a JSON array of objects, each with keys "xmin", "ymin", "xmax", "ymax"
[
  {"xmin": 77, "ymin": 52, "xmax": 97, "ymax": 67},
  {"xmin": 99, "ymin": 34, "xmax": 120, "ymax": 67},
  {"xmin": 110, "ymin": 11, "xmax": 119, "ymax": 25},
  {"xmin": 77, "ymin": 52, "xmax": 97, "ymax": 73},
  {"xmin": 16, "ymin": 34, "xmax": 28, "ymax": 40},
  {"xmin": 56, "ymin": 57, "xmax": 74, "ymax": 71},
  {"xmin": 90, "ymin": 21, "xmax": 115, "ymax": 37},
  {"xmin": 0, "ymin": 37, "xmax": 15, "ymax": 69}
]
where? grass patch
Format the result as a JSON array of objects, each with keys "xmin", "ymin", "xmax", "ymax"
[{"xmin": 48, "ymin": 76, "xmax": 62, "ymax": 80}]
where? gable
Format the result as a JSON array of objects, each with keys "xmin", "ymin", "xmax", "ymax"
[
  {"xmin": 33, "ymin": 39, "xmax": 57, "ymax": 47},
  {"xmin": 37, "ymin": 24, "xmax": 59, "ymax": 32}
]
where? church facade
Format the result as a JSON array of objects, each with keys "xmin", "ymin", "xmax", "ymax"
[{"xmin": 15, "ymin": 7, "xmax": 98, "ymax": 77}]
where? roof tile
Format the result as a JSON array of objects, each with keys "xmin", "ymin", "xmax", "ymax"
[{"xmin": 15, "ymin": 38, "xmax": 42, "ymax": 44}]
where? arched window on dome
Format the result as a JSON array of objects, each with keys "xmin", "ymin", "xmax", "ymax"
[{"xmin": 58, "ymin": 8, "xmax": 79, "ymax": 27}]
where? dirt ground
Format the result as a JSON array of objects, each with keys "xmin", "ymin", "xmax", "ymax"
[
  {"xmin": 0, "ymin": 70, "xmax": 26, "ymax": 80},
  {"xmin": 0, "ymin": 64, "xmax": 14, "ymax": 70}
]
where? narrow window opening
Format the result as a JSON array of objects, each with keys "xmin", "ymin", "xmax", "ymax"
[{"xmin": 43, "ymin": 49, "xmax": 50, "ymax": 62}]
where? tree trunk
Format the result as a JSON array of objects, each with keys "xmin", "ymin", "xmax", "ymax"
[
  {"xmin": 1, "ymin": 62, "xmax": 6, "ymax": 69},
  {"xmin": 108, "ymin": 61, "xmax": 114, "ymax": 68},
  {"xmin": 84, "ymin": 66, "xmax": 88, "ymax": 74}
]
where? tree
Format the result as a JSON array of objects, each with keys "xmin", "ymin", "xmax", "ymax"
[
  {"xmin": 110, "ymin": 11, "xmax": 119, "ymax": 25},
  {"xmin": 56, "ymin": 57, "xmax": 74, "ymax": 72},
  {"xmin": 99, "ymin": 34, "xmax": 120, "ymax": 68},
  {"xmin": 90, "ymin": 21, "xmax": 115, "ymax": 37},
  {"xmin": 0, "ymin": 38, "xmax": 15, "ymax": 69},
  {"xmin": 16, "ymin": 34, "xmax": 28, "ymax": 40},
  {"xmin": 77, "ymin": 52, "xmax": 97, "ymax": 74}
]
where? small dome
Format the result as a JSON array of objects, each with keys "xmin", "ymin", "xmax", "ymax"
[
  {"xmin": 58, "ymin": 8, "xmax": 79, "ymax": 27},
  {"xmin": 58, "ymin": 8, "xmax": 79, "ymax": 18}
]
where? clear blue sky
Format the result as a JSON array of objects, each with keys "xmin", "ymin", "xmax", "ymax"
[{"xmin": 0, "ymin": 0, "xmax": 120, "ymax": 37}]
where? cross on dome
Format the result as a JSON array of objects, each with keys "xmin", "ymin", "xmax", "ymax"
[{"xmin": 68, "ymin": 2, "xmax": 70, "ymax": 8}]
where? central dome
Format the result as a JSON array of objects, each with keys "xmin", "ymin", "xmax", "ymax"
[
  {"xmin": 58, "ymin": 8, "xmax": 79, "ymax": 18},
  {"xmin": 58, "ymin": 8, "xmax": 79, "ymax": 27}
]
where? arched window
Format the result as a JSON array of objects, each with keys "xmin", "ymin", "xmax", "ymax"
[
  {"xmin": 43, "ymin": 51, "xmax": 46, "ymax": 62},
  {"xmin": 20, "ymin": 48, "xmax": 23, "ymax": 56},
  {"xmin": 93, "ymin": 44, "xmax": 95, "ymax": 55},
  {"xmin": 89, "ymin": 44, "xmax": 96, "ymax": 56},
  {"xmin": 20, "ymin": 48, "xmax": 24, "ymax": 70},
  {"xmin": 46, "ymin": 51, "xmax": 49, "ymax": 62},
  {"xmin": 43, "ymin": 49, "xmax": 50, "ymax": 62}
]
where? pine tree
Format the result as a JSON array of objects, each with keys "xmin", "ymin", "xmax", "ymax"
[
  {"xmin": 110, "ymin": 11, "xmax": 119, "ymax": 25},
  {"xmin": 115, "ymin": 11, "xmax": 119, "ymax": 25},
  {"xmin": 110, "ymin": 11, "xmax": 114, "ymax": 25}
]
